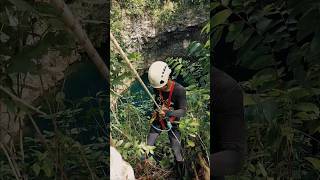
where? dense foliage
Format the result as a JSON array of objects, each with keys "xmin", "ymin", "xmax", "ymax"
[
  {"xmin": 110, "ymin": 41, "xmax": 210, "ymax": 179},
  {"xmin": 0, "ymin": 0, "xmax": 107, "ymax": 179},
  {"xmin": 110, "ymin": 1, "xmax": 210, "ymax": 178},
  {"xmin": 211, "ymin": 0, "xmax": 320, "ymax": 179}
]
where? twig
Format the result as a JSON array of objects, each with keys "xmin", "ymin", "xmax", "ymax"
[
  {"xmin": 197, "ymin": 134, "xmax": 210, "ymax": 166},
  {"xmin": 0, "ymin": 143, "xmax": 21, "ymax": 180},
  {"xmin": 49, "ymin": 0, "xmax": 109, "ymax": 84},
  {"xmin": 27, "ymin": 114, "xmax": 69, "ymax": 180},
  {"xmin": 0, "ymin": 85, "xmax": 47, "ymax": 116},
  {"xmin": 77, "ymin": 145, "xmax": 96, "ymax": 180},
  {"xmin": 110, "ymin": 123, "xmax": 130, "ymax": 139}
]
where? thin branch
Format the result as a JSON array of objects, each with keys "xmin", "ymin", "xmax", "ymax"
[
  {"xmin": 77, "ymin": 145, "xmax": 96, "ymax": 180},
  {"xmin": 49, "ymin": 0, "xmax": 109, "ymax": 84},
  {"xmin": 0, "ymin": 85, "xmax": 47, "ymax": 116},
  {"xmin": 0, "ymin": 143, "xmax": 21, "ymax": 180},
  {"xmin": 27, "ymin": 114, "xmax": 69, "ymax": 180}
]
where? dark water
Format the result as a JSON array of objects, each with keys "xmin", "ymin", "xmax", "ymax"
[
  {"xmin": 63, "ymin": 60, "xmax": 107, "ymax": 100},
  {"xmin": 33, "ymin": 60, "xmax": 108, "ymax": 144}
]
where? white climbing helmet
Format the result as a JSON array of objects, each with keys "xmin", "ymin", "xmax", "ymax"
[{"xmin": 148, "ymin": 61, "xmax": 171, "ymax": 88}]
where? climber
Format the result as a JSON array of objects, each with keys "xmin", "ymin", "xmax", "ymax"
[
  {"xmin": 146, "ymin": 61, "xmax": 187, "ymax": 177},
  {"xmin": 211, "ymin": 67, "xmax": 246, "ymax": 180}
]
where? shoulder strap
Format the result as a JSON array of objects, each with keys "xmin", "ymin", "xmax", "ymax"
[
  {"xmin": 168, "ymin": 81, "xmax": 175, "ymax": 106},
  {"xmin": 158, "ymin": 81, "xmax": 175, "ymax": 106}
]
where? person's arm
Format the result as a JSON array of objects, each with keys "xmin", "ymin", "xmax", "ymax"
[
  {"xmin": 167, "ymin": 87, "xmax": 187, "ymax": 118},
  {"xmin": 211, "ymin": 80, "xmax": 246, "ymax": 176}
]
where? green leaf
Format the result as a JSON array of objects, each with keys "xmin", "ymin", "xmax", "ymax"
[
  {"xmin": 32, "ymin": 163, "xmax": 41, "ymax": 176},
  {"xmin": 226, "ymin": 22, "xmax": 244, "ymax": 42},
  {"xmin": 187, "ymin": 140, "xmax": 195, "ymax": 147},
  {"xmin": 258, "ymin": 162, "xmax": 268, "ymax": 177},
  {"xmin": 211, "ymin": 9, "xmax": 232, "ymax": 29},
  {"xmin": 212, "ymin": 26, "xmax": 224, "ymax": 48},
  {"xmin": 211, "ymin": 2, "xmax": 221, "ymax": 10},
  {"xmin": 232, "ymin": 0, "xmax": 243, "ymax": 6},
  {"xmin": 305, "ymin": 157, "xmax": 320, "ymax": 171},
  {"xmin": 201, "ymin": 22, "xmax": 210, "ymax": 34},
  {"xmin": 175, "ymin": 64, "xmax": 182, "ymax": 71},
  {"xmin": 116, "ymin": 140, "xmax": 124, "ymax": 147},
  {"xmin": 294, "ymin": 103, "xmax": 319, "ymax": 115},
  {"xmin": 42, "ymin": 160, "xmax": 53, "ymax": 177},
  {"xmin": 239, "ymin": 47, "xmax": 273, "ymax": 70},
  {"xmin": 188, "ymin": 42, "xmax": 202, "ymax": 55},
  {"xmin": 256, "ymin": 17, "xmax": 272, "ymax": 33},
  {"xmin": 248, "ymin": 163, "xmax": 255, "ymax": 172},
  {"xmin": 249, "ymin": 54, "xmax": 274, "ymax": 70},
  {"xmin": 221, "ymin": 0, "xmax": 230, "ymax": 6},
  {"xmin": 243, "ymin": 94, "xmax": 256, "ymax": 106},
  {"xmin": 8, "ymin": 0, "xmax": 36, "ymax": 12},
  {"xmin": 234, "ymin": 28, "xmax": 254, "ymax": 49},
  {"xmin": 124, "ymin": 142, "xmax": 132, "ymax": 148}
]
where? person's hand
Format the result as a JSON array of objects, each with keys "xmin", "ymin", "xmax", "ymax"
[
  {"xmin": 162, "ymin": 106, "xmax": 169, "ymax": 112},
  {"xmin": 159, "ymin": 106, "xmax": 169, "ymax": 118},
  {"xmin": 159, "ymin": 110, "xmax": 166, "ymax": 118}
]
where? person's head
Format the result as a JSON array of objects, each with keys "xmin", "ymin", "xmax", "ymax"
[{"xmin": 148, "ymin": 61, "xmax": 172, "ymax": 91}]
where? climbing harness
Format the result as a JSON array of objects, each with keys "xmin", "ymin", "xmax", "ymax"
[
  {"xmin": 152, "ymin": 81, "xmax": 176, "ymax": 130},
  {"xmin": 110, "ymin": 32, "xmax": 181, "ymax": 145}
]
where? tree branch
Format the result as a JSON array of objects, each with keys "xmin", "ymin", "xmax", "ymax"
[
  {"xmin": 49, "ymin": 0, "xmax": 109, "ymax": 84},
  {"xmin": 0, "ymin": 85, "xmax": 47, "ymax": 116}
]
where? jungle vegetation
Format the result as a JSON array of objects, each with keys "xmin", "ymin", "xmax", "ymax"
[{"xmin": 211, "ymin": 0, "xmax": 320, "ymax": 179}]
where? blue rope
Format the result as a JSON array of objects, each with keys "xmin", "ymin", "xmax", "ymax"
[{"xmin": 151, "ymin": 121, "xmax": 172, "ymax": 132}]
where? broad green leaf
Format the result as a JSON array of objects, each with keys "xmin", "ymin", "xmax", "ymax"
[
  {"xmin": 226, "ymin": 22, "xmax": 244, "ymax": 42},
  {"xmin": 116, "ymin": 139, "xmax": 124, "ymax": 147},
  {"xmin": 294, "ymin": 103, "xmax": 319, "ymax": 115},
  {"xmin": 187, "ymin": 140, "xmax": 195, "ymax": 147},
  {"xmin": 256, "ymin": 17, "xmax": 272, "ymax": 33},
  {"xmin": 248, "ymin": 163, "xmax": 255, "ymax": 172},
  {"xmin": 201, "ymin": 22, "xmax": 210, "ymax": 34},
  {"xmin": 305, "ymin": 157, "xmax": 320, "ymax": 171},
  {"xmin": 42, "ymin": 160, "xmax": 53, "ymax": 177},
  {"xmin": 211, "ymin": 2, "xmax": 221, "ymax": 9},
  {"xmin": 212, "ymin": 26, "xmax": 224, "ymax": 47},
  {"xmin": 188, "ymin": 42, "xmax": 202, "ymax": 55},
  {"xmin": 124, "ymin": 142, "xmax": 132, "ymax": 148},
  {"xmin": 249, "ymin": 54, "xmax": 274, "ymax": 70},
  {"xmin": 211, "ymin": 9, "xmax": 232, "ymax": 29},
  {"xmin": 239, "ymin": 46, "xmax": 273, "ymax": 70},
  {"xmin": 258, "ymin": 162, "xmax": 268, "ymax": 177},
  {"xmin": 243, "ymin": 94, "xmax": 256, "ymax": 106}
]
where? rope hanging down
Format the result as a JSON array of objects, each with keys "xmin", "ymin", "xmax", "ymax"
[
  {"xmin": 110, "ymin": 32, "xmax": 161, "ymax": 111},
  {"xmin": 110, "ymin": 32, "xmax": 181, "ymax": 143}
]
